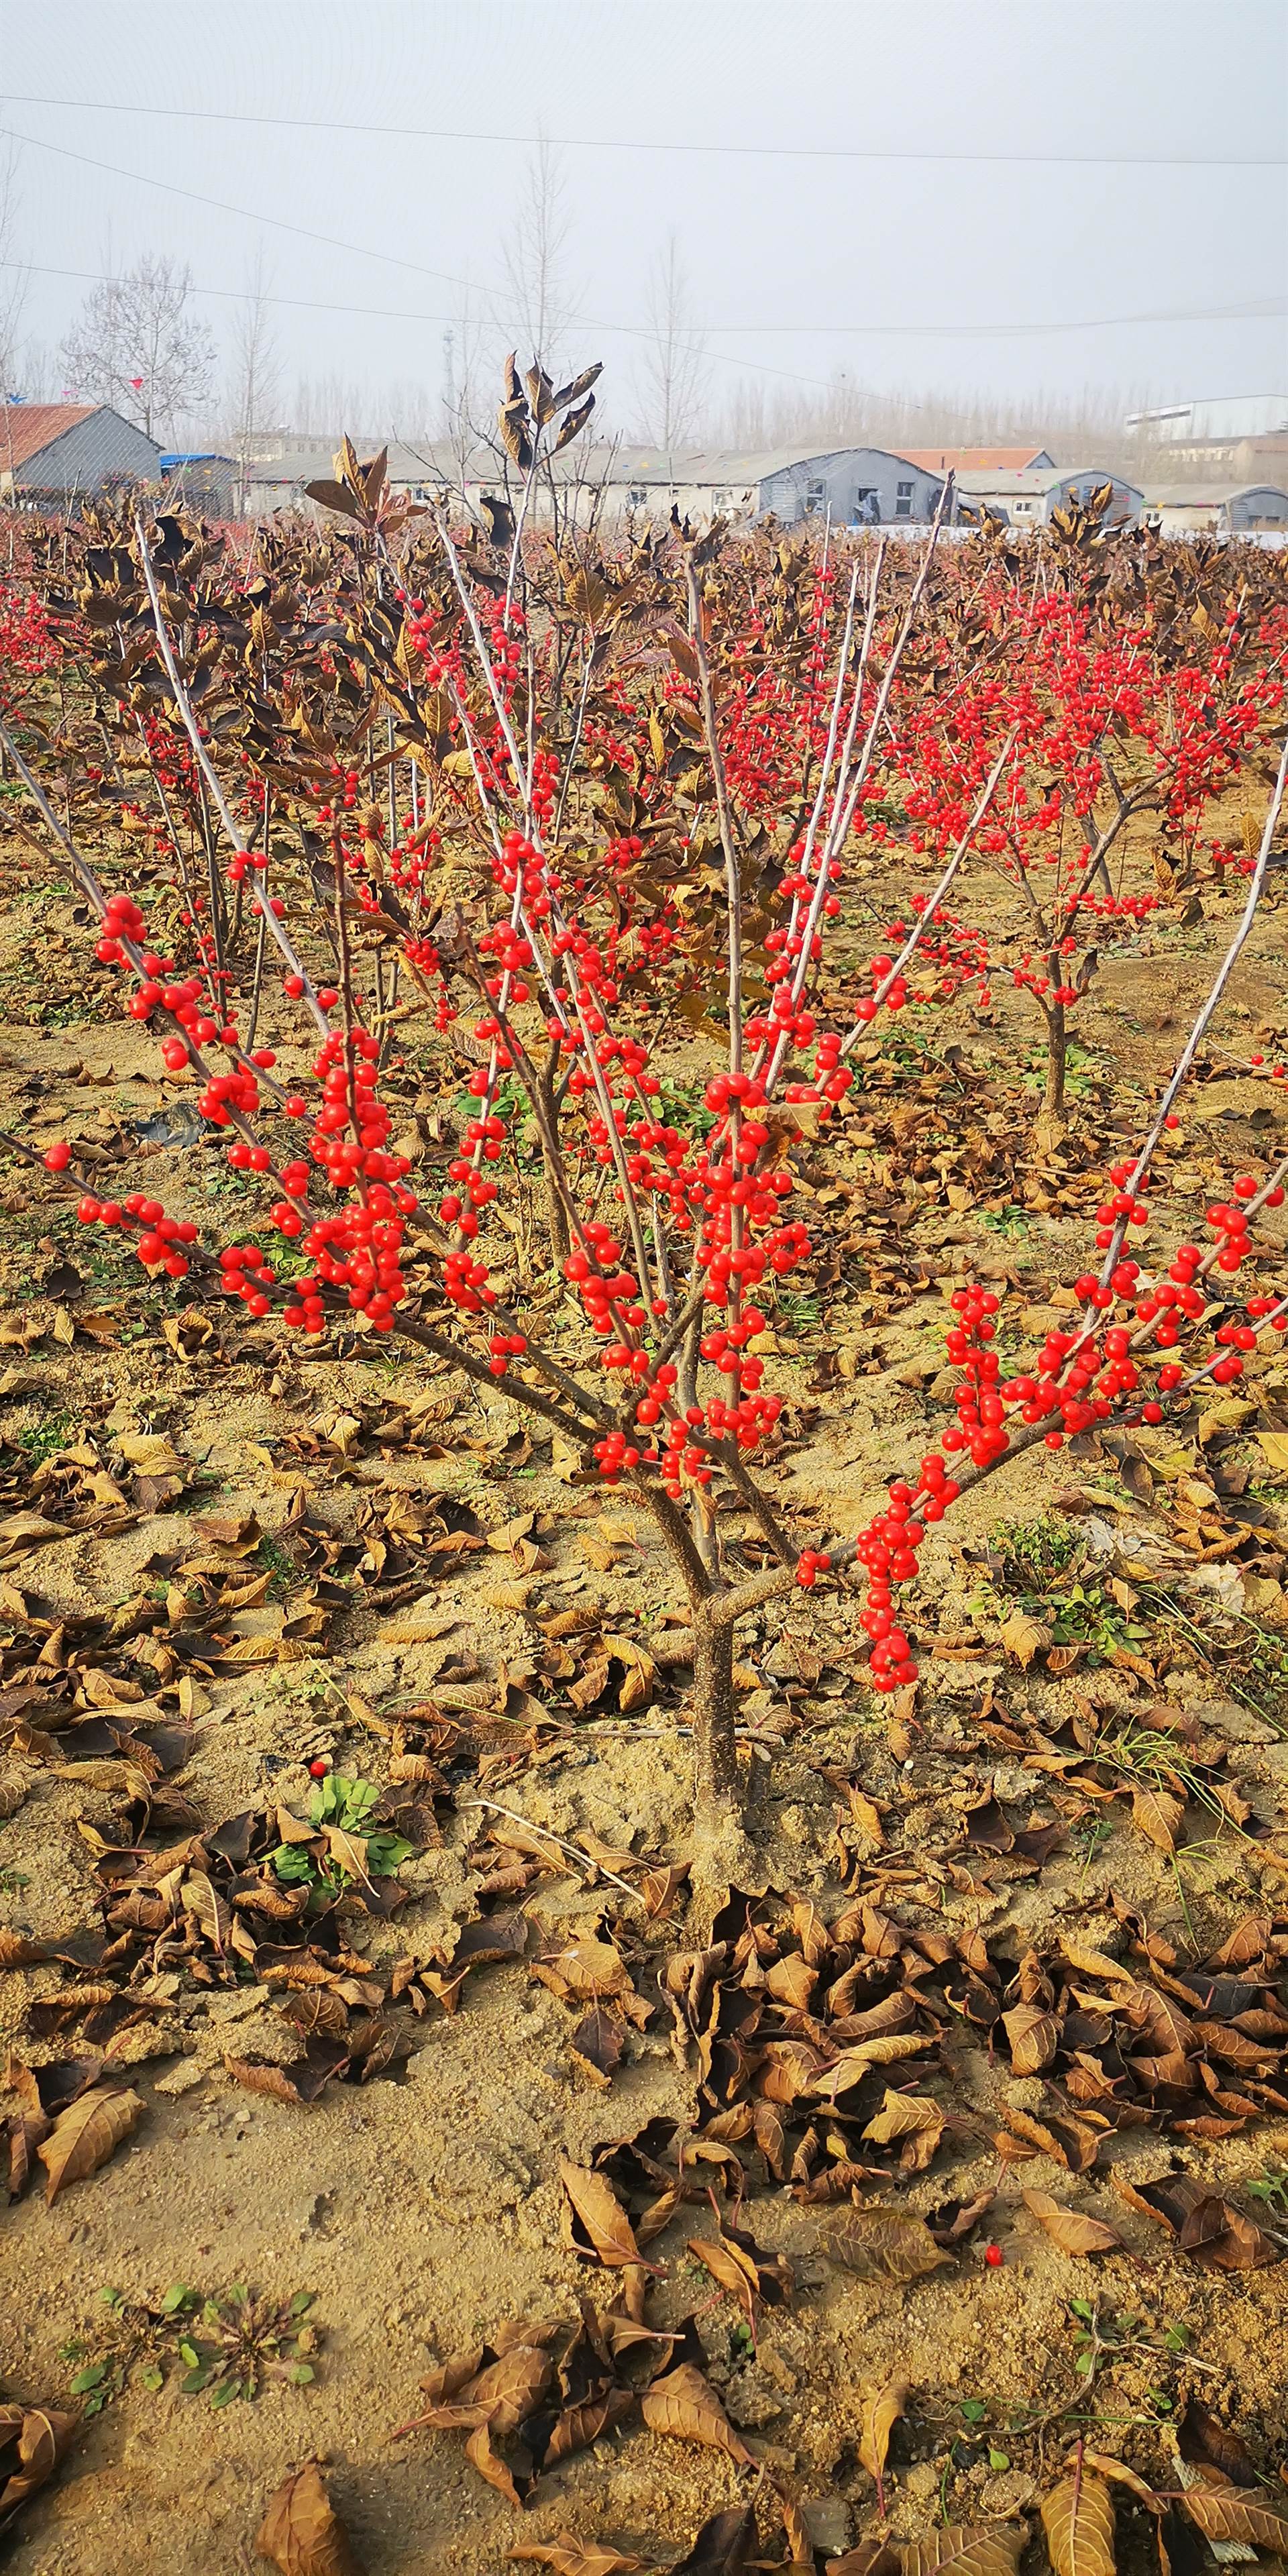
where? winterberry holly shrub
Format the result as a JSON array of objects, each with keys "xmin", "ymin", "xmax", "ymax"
[{"xmin": 4, "ymin": 372, "xmax": 1287, "ymax": 1880}]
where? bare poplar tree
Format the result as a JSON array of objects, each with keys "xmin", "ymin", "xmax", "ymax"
[
  {"xmin": 639, "ymin": 233, "xmax": 708, "ymax": 461},
  {"xmin": 0, "ymin": 140, "xmax": 28, "ymax": 403},
  {"xmin": 437, "ymin": 294, "xmax": 490, "ymax": 506},
  {"xmin": 227, "ymin": 244, "xmax": 280, "ymax": 507},
  {"xmin": 0, "ymin": 141, "xmax": 29, "ymax": 563},
  {"xmin": 61, "ymin": 256, "xmax": 217, "ymax": 441},
  {"xmin": 292, "ymin": 373, "xmax": 369, "ymax": 437},
  {"xmin": 500, "ymin": 140, "xmax": 576, "ymax": 380}
]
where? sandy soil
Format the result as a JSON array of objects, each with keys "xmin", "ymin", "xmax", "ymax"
[{"xmin": 1, "ymin": 828, "xmax": 1287, "ymax": 2574}]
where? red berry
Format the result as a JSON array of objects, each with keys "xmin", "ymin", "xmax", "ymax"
[
  {"xmin": 984, "ymin": 2243, "xmax": 1004, "ymax": 2268},
  {"xmin": 309, "ymin": 1758, "xmax": 329, "ymax": 1779}
]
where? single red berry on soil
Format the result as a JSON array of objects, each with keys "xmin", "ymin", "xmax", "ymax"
[
  {"xmin": 308, "ymin": 1758, "xmax": 329, "ymax": 1778},
  {"xmin": 983, "ymin": 2243, "xmax": 1004, "ymax": 2267}
]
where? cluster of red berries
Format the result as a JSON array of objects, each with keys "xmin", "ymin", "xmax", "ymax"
[
  {"xmin": 72, "ymin": 1189, "xmax": 198, "ymax": 1279},
  {"xmin": 280, "ymin": 1187, "xmax": 417, "ymax": 1334}
]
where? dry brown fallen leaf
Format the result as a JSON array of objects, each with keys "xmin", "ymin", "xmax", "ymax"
[
  {"xmin": 507, "ymin": 2540, "xmax": 645, "ymax": 2575},
  {"xmin": 859, "ymin": 2375, "xmax": 910, "ymax": 2508},
  {"xmin": 998, "ymin": 1610, "xmax": 1051, "ymax": 1668},
  {"xmin": 1002, "ymin": 2002, "xmax": 1059, "ymax": 2074},
  {"xmin": 1022, "ymin": 2192, "xmax": 1126, "ymax": 2258},
  {"xmin": 0, "ymin": 2403, "xmax": 78, "ymax": 2534},
  {"xmin": 1114, "ymin": 2169, "xmax": 1282, "ymax": 2272},
  {"xmin": 1179, "ymin": 2487, "xmax": 1288, "ymax": 2558},
  {"xmin": 38, "ymin": 2088, "xmax": 142, "ymax": 2204},
  {"xmin": 901, "ymin": 2524, "xmax": 1026, "ymax": 2576},
  {"xmin": 256, "ymin": 2459, "xmax": 363, "ymax": 2575},
  {"xmin": 559, "ymin": 2159, "xmax": 643, "ymax": 2268},
  {"xmin": 639, "ymin": 2363, "xmax": 752, "ymax": 2463},
  {"xmin": 862, "ymin": 2091, "xmax": 945, "ymax": 2171},
  {"xmin": 686, "ymin": 2231, "xmax": 762, "ymax": 2330},
  {"xmin": 828, "ymin": 2206, "xmax": 954, "ymax": 2284},
  {"xmin": 1042, "ymin": 2466, "xmax": 1118, "ymax": 2576},
  {"xmin": 1074, "ymin": 2454, "xmax": 1160, "ymax": 2512},
  {"xmin": 778, "ymin": 2489, "xmax": 816, "ymax": 2569},
  {"xmin": 674, "ymin": 2504, "xmax": 761, "ymax": 2575},
  {"xmin": 1177, "ymin": 2399, "xmax": 1260, "ymax": 2486},
  {"xmin": 1175, "ymin": 2194, "xmax": 1282, "ymax": 2272},
  {"xmin": 465, "ymin": 2420, "xmax": 526, "ymax": 2510},
  {"xmin": 1130, "ymin": 1786, "xmax": 1185, "ymax": 1855}
]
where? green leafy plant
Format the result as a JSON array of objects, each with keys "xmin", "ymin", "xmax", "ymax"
[
  {"xmin": 985, "ymin": 1512, "xmax": 1082, "ymax": 1590},
  {"xmin": 1067, "ymin": 2296, "xmax": 1189, "ymax": 2389},
  {"xmin": 62, "ymin": 2284, "xmax": 319, "ymax": 2414},
  {"xmin": 973, "ymin": 1513, "xmax": 1149, "ymax": 1664},
  {"xmin": 1021, "ymin": 1038, "xmax": 1102, "ymax": 1100},
  {"xmin": 1138, "ymin": 1581, "xmax": 1288, "ymax": 1733},
  {"xmin": 270, "ymin": 1772, "xmax": 413, "ymax": 1901},
  {"xmin": 177, "ymin": 2287, "xmax": 319, "ymax": 2405},
  {"xmin": 255, "ymin": 1532, "xmax": 298, "ymax": 1600},
  {"xmin": 16, "ymin": 1409, "xmax": 75, "ymax": 1466},
  {"xmin": 1246, "ymin": 2161, "xmax": 1288, "ymax": 2217}
]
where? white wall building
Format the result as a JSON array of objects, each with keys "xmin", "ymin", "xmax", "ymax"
[
  {"xmin": 1142, "ymin": 482, "xmax": 1288, "ymax": 535},
  {"xmin": 1126, "ymin": 394, "xmax": 1288, "ymax": 447},
  {"xmin": 241, "ymin": 439, "xmax": 946, "ymax": 528},
  {"xmin": 953, "ymin": 465, "xmax": 1143, "ymax": 528}
]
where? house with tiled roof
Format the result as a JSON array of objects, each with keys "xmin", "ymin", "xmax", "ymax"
[
  {"xmin": 896, "ymin": 444, "xmax": 1055, "ymax": 474},
  {"xmin": 0, "ymin": 402, "xmax": 162, "ymax": 505}
]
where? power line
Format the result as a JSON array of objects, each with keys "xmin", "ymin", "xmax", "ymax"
[
  {"xmin": 0, "ymin": 253, "xmax": 841, "ymax": 399},
  {"xmin": 3, "ymin": 90, "xmax": 1283, "ymax": 170},
  {"xmin": 5, "ymin": 252, "xmax": 1281, "ymax": 351},
  {"xmin": 0, "ymin": 126, "xmax": 488, "ymax": 302}
]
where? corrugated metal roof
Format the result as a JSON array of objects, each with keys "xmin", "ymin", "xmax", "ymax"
[
  {"xmin": 248, "ymin": 437, "xmax": 933, "ymax": 492},
  {"xmin": 956, "ymin": 465, "xmax": 1142, "ymax": 498},
  {"xmin": 898, "ymin": 445, "xmax": 1049, "ymax": 472},
  {"xmin": 1145, "ymin": 483, "xmax": 1288, "ymax": 506},
  {"xmin": 0, "ymin": 402, "xmax": 97, "ymax": 471}
]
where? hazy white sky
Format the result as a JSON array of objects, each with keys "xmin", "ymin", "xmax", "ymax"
[{"xmin": 1, "ymin": 0, "xmax": 1284, "ymax": 428}]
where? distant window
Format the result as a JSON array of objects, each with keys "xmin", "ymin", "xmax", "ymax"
[
  {"xmin": 714, "ymin": 488, "xmax": 735, "ymax": 508},
  {"xmin": 804, "ymin": 479, "xmax": 827, "ymax": 515},
  {"xmin": 894, "ymin": 479, "xmax": 914, "ymax": 519},
  {"xmin": 626, "ymin": 486, "xmax": 648, "ymax": 508}
]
